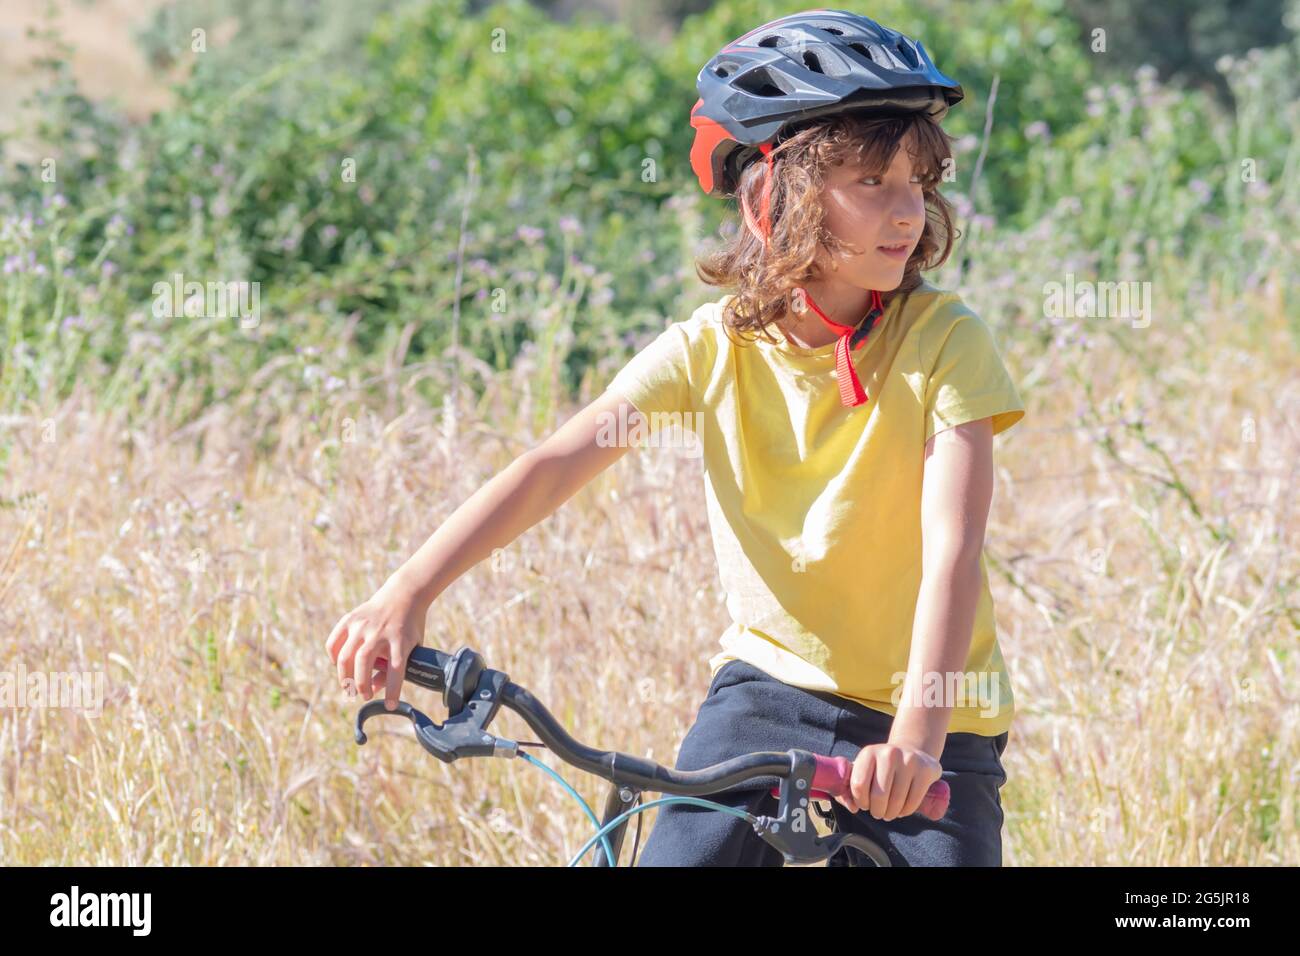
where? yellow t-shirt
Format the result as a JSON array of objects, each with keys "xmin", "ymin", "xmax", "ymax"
[{"xmin": 604, "ymin": 278, "xmax": 1025, "ymax": 736}]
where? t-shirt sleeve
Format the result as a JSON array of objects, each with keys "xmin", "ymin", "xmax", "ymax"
[
  {"xmin": 923, "ymin": 308, "xmax": 1025, "ymax": 443},
  {"xmin": 604, "ymin": 321, "xmax": 695, "ymax": 438}
]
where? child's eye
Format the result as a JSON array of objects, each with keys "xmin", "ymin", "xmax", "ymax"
[{"xmin": 860, "ymin": 174, "xmax": 928, "ymax": 186}]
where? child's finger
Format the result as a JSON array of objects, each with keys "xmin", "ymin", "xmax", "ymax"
[
  {"xmin": 900, "ymin": 774, "xmax": 930, "ymax": 817},
  {"xmin": 869, "ymin": 758, "xmax": 896, "ymax": 820},
  {"xmin": 380, "ymin": 655, "xmax": 404, "ymax": 711},
  {"xmin": 355, "ymin": 639, "xmax": 381, "ymax": 699},
  {"xmin": 849, "ymin": 749, "xmax": 876, "ymax": 809},
  {"xmin": 324, "ymin": 613, "xmax": 350, "ymax": 661},
  {"xmin": 335, "ymin": 627, "xmax": 362, "ymax": 691},
  {"xmin": 884, "ymin": 770, "xmax": 912, "ymax": 820}
]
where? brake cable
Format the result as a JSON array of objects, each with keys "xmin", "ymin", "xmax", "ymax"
[
  {"xmin": 517, "ymin": 750, "xmax": 619, "ymax": 868},
  {"xmin": 520, "ymin": 750, "xmax": 767, "ymax": 867},
  {"xmin": 565, "ymin": 796, "xmax": 758, "ymax": 868}
]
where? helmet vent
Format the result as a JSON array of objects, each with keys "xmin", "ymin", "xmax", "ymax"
[
  {"xmin": 802, "ymin": 51, "xmax": 824, "ymax": 74},
  {"xmin": 757, "ymin": 34, "xmax": 782, "ymax": 48},
  {"xmin": 735, "ymin": 67, "xmax": 787, "ymax": 97},
  {"xmin": 848, "ymin": 42, "xmax": 875, "ymax": 64}
]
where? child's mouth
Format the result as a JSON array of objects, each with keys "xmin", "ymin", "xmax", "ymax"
[{"xmin": 876, "ymin": 242, "xmax": 911, "ymax": 260}]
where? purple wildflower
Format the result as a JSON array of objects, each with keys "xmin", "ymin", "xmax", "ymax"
[{"xmin": 1024, "ymin": 121, "xmax": 1050, "ymax": 142}]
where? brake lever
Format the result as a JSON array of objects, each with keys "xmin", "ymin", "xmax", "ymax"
[
  {"xmin": 354, "ymin": 694, "xmax": 517, "ymax": 764},
  {"xmin": 819, "ymin": 830, "xmax": 892, "ymax": 867},
  {"xmin": 751, "ymin": 750, "xmax": 940, "ymax": 866},
  {"xmin": 748, "ymin": 751, "xmax": 839, "ymax": 864},
  {"xmin": 354, "ymin": 699, "xmax": 432, "ymax": 748},
  {"xmin": 753, "ymin": 796, "xmax": 892, "ymax": 866}
]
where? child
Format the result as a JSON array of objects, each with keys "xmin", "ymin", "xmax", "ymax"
[{"xmin": 326, "ymin": 10, "xmax": 1023, "ymax": 867}]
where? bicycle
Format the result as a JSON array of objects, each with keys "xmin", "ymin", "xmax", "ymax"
[{"xmin": 352, "ymin": 644, "xmax": 951, "ymax": 866}]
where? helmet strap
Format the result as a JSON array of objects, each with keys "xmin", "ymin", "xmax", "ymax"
[
  {"xmin": 792, "ymin": 287, "xmax": 885, "ymax": 407},
  {"xmin": 740, "ymin": 142, "xmax": 776, "ymax": 248}
]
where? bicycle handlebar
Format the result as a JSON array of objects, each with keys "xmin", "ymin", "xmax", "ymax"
[
  {"xmin": 392, "ymin": 646, "xmax": 949, "ymax": 818},
  {"xmin": 367, "ymin": 648, "xmax": 815, "ymax": 794},
  {"xmin": 357, "ymin": 645, "xmax": 951, "ymax": 864},
  {"xmin": 788, "ymin": 754, "xmax": 951, "ymax": 821}
]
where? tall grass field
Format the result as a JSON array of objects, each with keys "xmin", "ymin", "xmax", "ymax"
[{"xmin": 0, "ymin": 0, "xmax": 1296, "ymax": 866}]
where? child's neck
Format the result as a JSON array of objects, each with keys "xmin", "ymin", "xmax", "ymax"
[
  {"xmin": 774, "ymin": 316, "xmax": 839, "ymax": 350},
  {"xmin": 776, "ymin": 286, "xmax": 879, "ymax": 349}
]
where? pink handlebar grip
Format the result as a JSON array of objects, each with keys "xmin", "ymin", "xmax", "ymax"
[
  {"xmin": 769, "ymin": 755, "xmax": 952, "ymax": 821},
  {"xmin": 812, "ymin": 753, "xmax": 853, "ymax": 796},
  {"xmin": 918, "ymin": 780, "xmax": 950, "ymax": 820}
]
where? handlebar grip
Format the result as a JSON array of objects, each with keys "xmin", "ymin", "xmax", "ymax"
[
  {"xmin": 918, "ymin": 780, "xmax": 950, "ymax": 820},
  {"xmin": 371, "ymin": 647, "xmax": 452, "ymax": 693},
  {"xmin": 770, "ymin": 754, "xmax": 952, "ymax": 821},
  {"xmin": 811, "ymin": 753, "xmax": 852, "ymax": 795}
]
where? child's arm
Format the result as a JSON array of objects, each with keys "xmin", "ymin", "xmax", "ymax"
[
  {"xmin": 324, "ymin": 388, "xmax": 642, "ymax": 709},
  {"xmin": 891, "ymin": 416, "xmax": 995, "ymax": 755},
  {"xmin": 843, "ymin": 417, "xmax": 994, "ymax": 821}
]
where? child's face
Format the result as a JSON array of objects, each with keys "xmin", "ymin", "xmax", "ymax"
[{"xmin": 817, "ymin": 129, "xmax": 926, "ymax": 292}]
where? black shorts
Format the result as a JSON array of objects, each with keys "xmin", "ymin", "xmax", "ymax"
[{"xmin": 636, "ymin": 659, "xmax": 1010, "ymax": 866}]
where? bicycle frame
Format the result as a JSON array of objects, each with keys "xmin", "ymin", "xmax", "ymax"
[{"xmin": 352, "ymin": 645, "xmax": 948, "ymax": 866}]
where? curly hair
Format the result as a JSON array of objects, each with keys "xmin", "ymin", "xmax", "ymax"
[{"xmin": 695, "ymin": 110, "xmax": 960, "ymax": 346}]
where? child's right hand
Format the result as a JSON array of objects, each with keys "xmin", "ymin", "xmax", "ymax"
[{"xmin": 324, "ymin": 577, "xmax": 428, "ymax": 711}]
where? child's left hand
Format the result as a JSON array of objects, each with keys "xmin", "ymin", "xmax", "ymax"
[{"xmin": 834, "ymin": 742, "xmax": 943, "ymax": 821}]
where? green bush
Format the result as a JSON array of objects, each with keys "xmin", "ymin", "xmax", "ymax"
[{"xmin": 0, "ymin": 0, "xmax": 1295, "ymax": 431}]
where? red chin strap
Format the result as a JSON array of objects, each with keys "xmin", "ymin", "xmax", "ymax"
[
  {"xmin": 740, "ymin": 141, "xmax": 776, "ymax": 249},
  {"xmin": 795, "ymin": 288, "xmax": 884, "ymax": 407},
  {"xmin": 740, "ymin": 143, "xmax": 884, "ymax": 408}
]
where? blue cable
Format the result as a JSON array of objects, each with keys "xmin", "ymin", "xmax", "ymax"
[
  {"xmin": 517, "ymin": 750, "xmax": 618, "ymax": 866},
  {"xmin": 566, "ymin": 795, "xmax": 753, "ymax": 868},
  {"xmin": 517, "ymin": 750, "xmax": 755, "ymax": 867}
]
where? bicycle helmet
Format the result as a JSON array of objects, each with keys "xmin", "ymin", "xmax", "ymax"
[
  {"xmin": 689, "ymin": 9, "xmax": 963, "ymax": 198},
  {"xmin": 688, "ymin": 10, "xmax": 964, "ymax": 409}
]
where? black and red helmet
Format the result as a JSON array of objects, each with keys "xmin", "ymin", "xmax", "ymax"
[{"xmin": 689, "ymin": 9, "xmax": 964, "ymax": 197}]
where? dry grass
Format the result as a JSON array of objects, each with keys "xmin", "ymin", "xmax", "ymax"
[{"xmin": 0, "ymin": 273, "xmax": 1296, "ymax": 866}]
